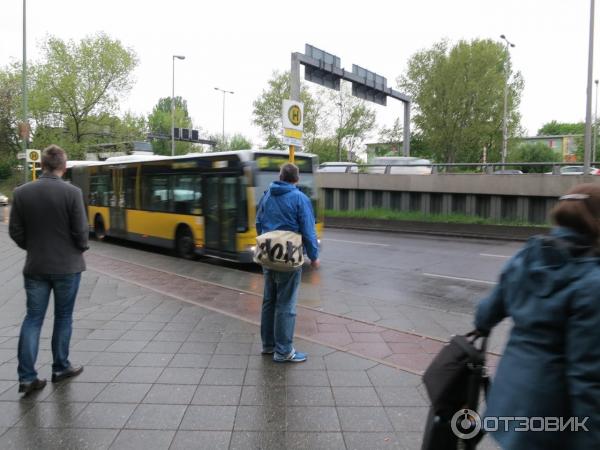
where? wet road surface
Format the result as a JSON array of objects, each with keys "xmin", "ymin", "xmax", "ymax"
[{"xmin": 86, "ymin": 227, "xmax": 519, "ymax": 353}]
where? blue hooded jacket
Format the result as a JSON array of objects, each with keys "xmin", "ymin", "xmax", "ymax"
[
  {"xmin": 475, "ymin": 227, "xmax": 600, "ymax": 449},
  {"xmin": 256, "ymin": 181, "xmax": 319, "ymax": 262}
]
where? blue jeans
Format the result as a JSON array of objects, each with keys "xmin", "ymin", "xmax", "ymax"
[
  {"xmin": 18, "ymin": 273, "xmax": 81, "ymax": 382},
  {"xmin": 261, "ymin": 268, "xmax": 302, "ymax": 357}
]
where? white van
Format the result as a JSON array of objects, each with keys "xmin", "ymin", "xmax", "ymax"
[
  {"xmin": 368, "ymin": 156, "xmax": 432, "ymax": 174},
  {"xmin": 317, "ymin": 162, "xmax": 359, "ymax": 173}
]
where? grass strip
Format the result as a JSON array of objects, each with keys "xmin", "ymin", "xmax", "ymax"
[{"xmin": 325, "ymin": 208, "xmax": 548, "ymax": 227}]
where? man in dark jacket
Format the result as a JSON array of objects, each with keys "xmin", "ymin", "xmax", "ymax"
[
  {"xmin": 256, "ymin": 163, "xmax": 319, "ymax": 363},
  {"xmin": 9, "ymin": 145, "xmax": 88, "ymax": 394}
]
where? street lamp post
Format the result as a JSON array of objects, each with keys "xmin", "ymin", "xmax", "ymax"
[
  {"xmin": 594, "ymin": 79, "xmax": 599, "ymax": 164},
  {"xmin": 500, "ymin": 34, "xmax": 515, "ymax": 164},
  {"xmin": 584, "ymin": 0, "xmax": 595, "ymax": 174},
  {"xmin": 22, "ymin": 0, "xmax": 28, "ymax": 183},
  {"xmin": 171, "ymin": 55, "xmax": 185, "ymax": 156},
  {"xmin": 214, "ymin": 87, "xmax": 234, "ymax": 146}
]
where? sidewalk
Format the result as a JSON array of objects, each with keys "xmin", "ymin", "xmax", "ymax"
[{"xmin": 0, "ymin": 225, "xmax": 498, "ymax": 450}]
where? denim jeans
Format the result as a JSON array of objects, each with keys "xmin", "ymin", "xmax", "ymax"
[
  {"xmin": 18, "ymin": 273, "xmax": 81, "ymax": 382},
  {"xmin": 261, "ymin": 268, "xmax": 302, "ymax": 357}
]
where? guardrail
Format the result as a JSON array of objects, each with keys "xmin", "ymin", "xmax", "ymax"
[{"xmin": 318, "ymin": 162, "xmax": 599, "ymax": 175}]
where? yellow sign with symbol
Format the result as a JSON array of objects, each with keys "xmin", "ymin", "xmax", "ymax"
[
  {"xmin": 27, "ymin": 149, "xmax": 41, "ymax": 163},
  {"xmin": 288, "ymin": 105, "xmax": 302, "ymax": 126}
]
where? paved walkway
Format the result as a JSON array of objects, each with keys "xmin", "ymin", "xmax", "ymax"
[{"xmin": 0, "ymin": 223, "xmax": 499, "ymax": 449}]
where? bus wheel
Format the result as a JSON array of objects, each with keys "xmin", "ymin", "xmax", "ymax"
[
  {"xmin": 94, "ymin": 215, "xmax": 106, "ymax": 240},
  {"xmin": 176, "ymin": 226, "xmax": 196, "ymax": 260}
]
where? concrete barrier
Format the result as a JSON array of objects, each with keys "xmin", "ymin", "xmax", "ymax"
[{"xmin": 316, "ymin": 173, "xmax": 600, "ymax": 224}]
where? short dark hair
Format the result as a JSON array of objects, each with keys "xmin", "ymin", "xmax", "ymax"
[
  {"xmin": 41, "ymin": 145, "xmax": 67, "ymax": 173},
  {"xmin": 279, "ymin": 163, "xmax": 299, "ymax": 183}
]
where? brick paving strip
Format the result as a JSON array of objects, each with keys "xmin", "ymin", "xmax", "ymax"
[{"xmin": 88, "ymin": 253, "xmax": 499, "ymax": 375}]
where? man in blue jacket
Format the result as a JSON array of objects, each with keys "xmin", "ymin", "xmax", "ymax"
[{"xmin": 256, "ymin": 163, "xmax": 319, "ymax": 363}]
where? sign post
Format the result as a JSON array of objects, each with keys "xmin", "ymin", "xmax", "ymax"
[
  {"xmin": 26, "ymin": 149, "xmax": 40, "ymax": 181},
  {"xmin": 282, "ymin": 100, "xmax": 304, "ymax": 163}
]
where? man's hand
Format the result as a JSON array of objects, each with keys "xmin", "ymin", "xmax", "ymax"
[{"xmin": 311, "ymin": 259, "xmax": 320, "ymax": 269}]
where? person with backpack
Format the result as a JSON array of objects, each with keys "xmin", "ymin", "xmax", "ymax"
[
  {"xmin": 474, "ymin": 183, "xmax": 600, "ymax": 449},
  {"xmin": 255, "ymin": 163, "xmax": 320, "ymax": 363}
]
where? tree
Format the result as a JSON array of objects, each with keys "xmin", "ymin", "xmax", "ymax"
[
  {"xmin": 327, "ymin": 83, "xmax": 376, "ymax": 161},
  {"xmin": 537, "ymin": 121, "xmax": 584, "ymax": 136},
  {"xmin": 29, "ymin": 33, "xmax": 137, "ymax": 158},
  {"xmin": 0, "ymin": 64, "xmax": 21, "ymax": 163},
  {"xmin": 399, "ymin": 39, "xmax": 524, "ymax": 163},
  {"xmin": 378, "ymin": 117, "xmax": 404, "ymax": 156},
  {"xmin": 508, "ymin": 142, "xmax": 560, "ymax": 173},
  {"xmin": 147, "ymin": 96, "xmax": 194, "ymax": 155},
  {"xmin": 252, "ymin": 71, "xmax": 323, "ymax": 148},
  {"xmin": 306, "ymin": 137, "xmax": 348, "ymax": 163},
  {"xmin": 208, "ymin": 133, "xmax": 252, "ymax": 151}
]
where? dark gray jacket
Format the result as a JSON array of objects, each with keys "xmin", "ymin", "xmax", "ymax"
[{"xmin": 9, "ymin": 173, "xmax": 88, "ymax": 275}]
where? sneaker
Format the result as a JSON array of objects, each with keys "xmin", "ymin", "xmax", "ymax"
[
  {"xmin": 18, "ymin": 378, "xmax": 47, "ymax": 395},
  {"xmin": 273, "ymin": 349, "xmax": 307, "ymax": 363},
  {"xmin": 51, "ymin": 365, "xmax": 84, "ymax": 383},
  {"xmin": 261, "ymin": 348, "xmax": 275, "ymax": 355}
]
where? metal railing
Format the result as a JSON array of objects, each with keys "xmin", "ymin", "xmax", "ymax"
[{"xmin": 317, "ymin": 162, "xmax": 600, "ymax": 175}]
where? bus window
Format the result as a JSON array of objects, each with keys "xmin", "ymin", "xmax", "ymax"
[
  {"xmin": 173, "ymin": 175, "xmax": 202, "ymax": 215},
  {"xmin": 142, "ymin": 175, "xmax": 171, "ymax": 212},
  {"xmin": 90, "ymin": 174, "xmax": 111, "ymax": 206}
]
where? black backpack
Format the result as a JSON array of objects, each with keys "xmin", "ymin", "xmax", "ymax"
[{"xmin": 421, "ymin": 331, "xmax": 489, "ymax": 450}]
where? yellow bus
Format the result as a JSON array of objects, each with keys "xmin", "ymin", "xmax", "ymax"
[{"xmin": 69, "ymin": 150, "xmax": 323, "ymax": 262}]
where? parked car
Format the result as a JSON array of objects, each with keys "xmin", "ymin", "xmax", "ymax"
[
  {"xmin": 493, "ymin": 169, "xmax": 523, "ymax": 175},
  {"xmin": 0, "ymin": 193, "xmax": 8, "ymax": 206},
  {"xmin": 317, "ymin": 162, "xmax": 359, "ymax": 173},
  {"xmin": 367, "ymin": 156, "xmax": 433, "ymax": 174}
]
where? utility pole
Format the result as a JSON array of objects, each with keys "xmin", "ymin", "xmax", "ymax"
[
  {"xmin": 214, "ymin": 87, "xmax": 234, "ymax": 147},
  {"xmin": 584, "ymin": 0, "xmax": 595, "ymax": 174},
  {"xmin": 500, "ymin": 34, "xmax": 515, "ymax": 164},
  {"xmin": 594, "ymin": 79, "xmax": 598, "ymax": 163},
  {"xmin": 171, "ymin": 55, "xmax": 185, "ymax": 156},
  {"xmin": 22, "ymin": 0, "xmax": 28, "ymax": 183}
]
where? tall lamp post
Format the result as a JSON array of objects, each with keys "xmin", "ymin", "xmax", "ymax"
[
  {"xmin": 500, "ymin": 34, "xmax": 515, "ymax": 164},
  {"xmin": 584, "ymin": 0, "xmax": 595, "ymax": 174},
  {"xmin": 22, "ymin": 0, "xmax": 28, "ymax": 183},
  {"xmin": 171, "ymin": 55, "xmax": 185, "ymax": 156},
  {"xmin": 214, "ymin": 87, "xmax": 234, "ymax": 146},
  {"xmin": 594, "ymin": 79, "xmax": 599, "ymax": 164}
]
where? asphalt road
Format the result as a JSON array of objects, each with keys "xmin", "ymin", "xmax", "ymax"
[
  {"xmin": 68, "ymin": 222, "xmax": 516, "ymax": 353},
  {"xmin": 1, "ymin": 203, "xmax": 517, "ymax": 351}
]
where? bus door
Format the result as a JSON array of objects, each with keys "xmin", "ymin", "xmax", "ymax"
[
  {"xmin": 109, "ymin": 167, "xmax": 127, "ymax": 237},
  {"xmin": 203, "ymin": 175, "xmax": 238, "ymax": 254}
]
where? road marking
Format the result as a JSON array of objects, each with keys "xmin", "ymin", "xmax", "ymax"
[
  {"xmin": 423, "ymin": 272, "xmax": 497, "ymax": 285},
  {"xmin": 323, "ymin": 238, "xmax": 390, "ymax": 247},
  {"xmin": 479, "ymin": 253, "xmax": 511, "ymax": 259}
]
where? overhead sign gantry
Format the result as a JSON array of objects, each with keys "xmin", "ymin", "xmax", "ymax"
[{"xmin": 288, "ymin": 44, "xmax": 412, "ymax": 157}]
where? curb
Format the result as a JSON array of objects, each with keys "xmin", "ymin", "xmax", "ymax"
[{"xmin": 324, "ymin": 216, "xmax": 550, "ymax": 242}]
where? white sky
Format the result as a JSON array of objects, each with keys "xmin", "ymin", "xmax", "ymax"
[{"xmin": 1, "ymin": 0, "xmax": 598, "ymax": 147}]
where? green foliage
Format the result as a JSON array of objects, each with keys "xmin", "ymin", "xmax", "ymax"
[
  {"xmin": 252, "ymin": 71, "xmax": 322, "ymax": 148},
  {"xmin": 306, "ymin": 137, "xmax": 348, "ymax": 163},
  {"xmin": 537, "ymin": 121, "xmax": 584, "ymax": 136},
  {"xmin": 0, "ymin": 65, "xmax": 21, "ymax": 161},
  {"xmin": 325, "ymin": 208, "xmax": 544, "ymax": 227},
  {"xmin": 328, "ymin": 83, "xmax": 377, "ymax": 160},
  {"xmin": 208, "ymin": 133, "xmax": 252, "ymax": 151},
  {"xmin": 147, "ymin": 97, "xmax": 193, "ymax": 155},
  {"xmin": 30, "ymin": 33, "xmax": 138, "ymax": 156},
  {"xmin": 399, "ymin": 39, "xmax": 523, "ymax": 163},
  {"xmin": 507, "ymin": 142, "xmax": 560, "ymax": 173}
]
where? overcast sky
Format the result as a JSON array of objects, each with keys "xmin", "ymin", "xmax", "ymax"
[{"xmin": 1, "ymin": 0, "xmax": 598, "ymax": 147}]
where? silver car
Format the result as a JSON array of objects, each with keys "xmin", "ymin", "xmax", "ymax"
[{"xmin": 0, "ymin": 193, "xmax": 8, "ymax": 206}]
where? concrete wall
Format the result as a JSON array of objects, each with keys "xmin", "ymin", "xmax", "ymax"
[{"xmin": 316, "ymin": 173, "xmax": 600, "ymax": 224}]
